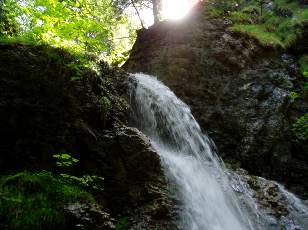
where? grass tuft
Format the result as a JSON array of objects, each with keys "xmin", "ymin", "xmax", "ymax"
[{"xmin": 230, "ymin": 24, "xmax": 284, "ymax": 48}]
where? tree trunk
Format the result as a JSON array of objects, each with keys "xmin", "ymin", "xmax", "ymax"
[{"xmin": 152, "ymin": 0, "xmax": 159, "ymax": 24}]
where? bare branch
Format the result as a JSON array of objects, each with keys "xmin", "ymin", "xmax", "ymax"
[{"xmin": 131, "ymin": 0, "xmax": 145, "ymax": 28}]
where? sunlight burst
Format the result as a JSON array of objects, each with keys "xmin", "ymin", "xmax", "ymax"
[
  {"xmin": 128, "ymin": 0, "xmax": 200, "ymax": 28},
  {"xmin": 162, "ymin": 0, "xmax": 199, "ymax": 20}
]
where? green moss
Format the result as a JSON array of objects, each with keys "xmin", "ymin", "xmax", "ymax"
[
  {"xmin": 0, "ymin": 171, "xmax": 94, "ymax": 230},
  {"xmin": 0, "ymin": 39, "xmax": 99, "ymax": 78},
  {"xmin": 116, "ymin": 217, "xmax": 129, "ymax": 230},
  {"xmin": 208, "ymin": 0, "xmax": 247, "ymax": 13},
  {"xmin": 99, "ymin": 96, "xmax": 112, "ymax": 122},
  {"xmin": 207, "ymin": 7, "xmax": 224, "ymax": 17},
  {"xmin": 228, "ymin": 11, "xmax": 254, "ymax": 24},
  {"xmin": 227, "ymin": 0, "xmax": 308, "ymax": 49},
  {"xmin": 292, "ymin": 114, "xmax": 308, "ymax": 141},
  {"xmin": 230, "ymin": 24, "xmax": 284, "ymax": 47},
  {"xmin": 0, "ymin": 36, "xmax": 43, "ymax": 46},
  {"xmin": 299, "ymin": 55, "xmax": 308, "ymax": 78}
]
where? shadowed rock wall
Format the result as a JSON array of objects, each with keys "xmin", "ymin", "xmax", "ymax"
[{"xmin": 0, "ymin": 43, "xmax": 176, "ymax": 229}]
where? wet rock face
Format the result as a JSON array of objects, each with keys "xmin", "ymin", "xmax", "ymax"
[
  {"xmin": 63, "ymin": 126, "xmax": 177, "ymax": 229},
  {"xmin": 99, "ymin": 126, "xmax": 177, "ymax": 229},
  {"xmin": 228, "ymin": 167, "xmax": 308, "ymax": 229},
  {"xmin": 124, "ymin": 6, "xmax": 308, "ymax": 194},
  {"xmin": 64, "ymin": 203, "xmax": 116, "ymax": 230}
]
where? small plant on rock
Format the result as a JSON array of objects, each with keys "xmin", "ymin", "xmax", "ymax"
[
  {"xmin": 290, "ymin": 91, "xmax": 300, "ymax": 101},
  {"xmin": 116, "ymin": 217, "xmax": 129, "ymax": 230},
  {"xmin": 53, "ymin": 153, "xmax": 79, "ymax": 167},
  {"xmin": 53, "ymin": 153, "xmax": 104, "ymax": 192},
  {"xmin": 292, "ymin": 114, "xmax": 308, "ymax": 141}
]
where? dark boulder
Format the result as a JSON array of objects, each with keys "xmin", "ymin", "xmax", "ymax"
[
  {"xmin": 64, "ymin": 203, "xmax": 115, "ymax": 230},
  {"xmin": 112, "ymin": 126, "xmax": 177, "ymax": 229}
]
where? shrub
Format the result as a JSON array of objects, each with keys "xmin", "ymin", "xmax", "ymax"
[{"xmin": 52, "ymin": 153, "xmax": 105, "ymax": 192}]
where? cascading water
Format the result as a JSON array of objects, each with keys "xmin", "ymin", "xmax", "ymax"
[{"xmin": 129, "ymin": 73, "xmax": 308, "ymax": 230}]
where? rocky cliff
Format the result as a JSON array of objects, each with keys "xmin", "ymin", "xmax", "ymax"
[
  {"xmin": 0, "ymin": 43, "xmax": 175, "ymax": 229},
  {"xmin": 124, "ymin": 3, "xmax": 308, "ymax": 195}
]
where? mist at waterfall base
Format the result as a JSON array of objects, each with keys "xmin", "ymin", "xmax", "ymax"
[{"xmin": 129, "ymin": 73, "xmax": 308, "ymax": 230}]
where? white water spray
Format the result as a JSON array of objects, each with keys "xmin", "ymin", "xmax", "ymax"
[{"xmin": 129, "ymin": 73, "xmax": 308, "ymax": 230}]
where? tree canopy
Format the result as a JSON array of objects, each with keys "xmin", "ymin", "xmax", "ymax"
[{"xmin": 0, "ymin": 0, "xmax": 139, "ymax": 64}]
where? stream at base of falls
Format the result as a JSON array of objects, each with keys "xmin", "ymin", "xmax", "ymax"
[{"xmin": 129, "ymin": 73, "xmax": 308, "ymax": 230}]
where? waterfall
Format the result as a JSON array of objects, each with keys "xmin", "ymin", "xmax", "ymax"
[{"xmin": 129, "ymin": 73, "xmax": 308, "ymax": 230}]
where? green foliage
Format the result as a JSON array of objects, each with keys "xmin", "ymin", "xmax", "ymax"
[
  {"xmin": 292, "ymin": 114, "xmax": 308, "ymax": 141},
  {"xmin": 230, "ymin": 24, "xmax": 284, "ymax": 47},
  {"xmin": 60, "ymin": 174, "xmax": 104, "ymax": 192},
  {"xmin": 0, "ymin": 35, "xmax": 42, "ymax": 46},
  {"xmin": 116, "ymin": 217, "xmax": 130, "ymax": 230},
  {"xmin": 53, "ymin": 153, "xmax": 79, "ymax": 167},
  {"xmin": 207, "ymin": 7, "xmax": 225, "ymax": 17},
  {"xmin": 224, "ymin": 0, "xmax": 308, "ymax": 49},
  {"xmin": 209, "ymin": 0, "xmax": 246, "ymax": 13},
  {"xmin": 228, "ymin": 11, "xmax": 254, "ymax": 24},
  {"xmin": 0, "ymin": 1, "xmax": 20, "ymax": 36},
  {"xmin": 299, "ymin": 55, "xmax": 308, "ymax": 78},
  {"xmin": 290, "ymin": 91, "xmax": 300, "ymax": 101},
  {"xmin": 0, "ymin": 171, "xmax": 94, "ymax": 230},
  {"xmin": 99, "ymin": 96, "xmax": 112, "ymax": 122},
  {"xmin": 298, "ymin": 55, "xmax": 308, "ymax": 96},
  {"xmin": 52, "ymin": 153, "xmax": 104, "ymax": 192},
  {"xmin": 99, "ymin": 96, "xmax": 112, "ymax": 110},
  {"xmin": 0, "ymin": 0, "xmax": 136, "ymax": 65},
  {"xmin": 0, "ymin": 28, "xmax": 96, "ymax": 78}
]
